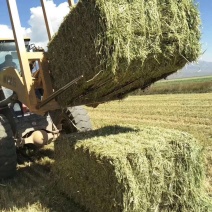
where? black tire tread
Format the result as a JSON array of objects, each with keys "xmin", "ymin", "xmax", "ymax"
[
  {"xmin": 64, "ymin": 106, "xmax": 92, "ymax": 132},
  {"xmin": 0, "ymin": 115, "xmax": 17, "ymax": 179},
  {"xmin": 50, "ymin": 106, "xmax": 92, "ymax": 133}
]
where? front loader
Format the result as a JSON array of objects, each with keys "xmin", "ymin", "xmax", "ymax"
[{"xmin": 0, "ymin": 0, "xmax": 92, "ymax": 179}]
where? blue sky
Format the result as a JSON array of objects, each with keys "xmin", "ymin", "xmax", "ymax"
[
  {"xmin": 0, "ymin": 0, "xmax": 77, "ymax": 27},
  {"xmin": 198, "ymin": 0, "xmax": 212, "ymax": 62},
  {"xmin": 0, "ymin": 0, "xmax": 211, "ymax": 62}
]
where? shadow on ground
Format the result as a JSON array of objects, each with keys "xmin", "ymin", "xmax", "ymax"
[
  {"xmin": 0, "ymin": 149, "xmax": 86, "ymax": 212},
  {"xmin": 61, "ymin": 125, "xmax": 138, "ymax": 145},
  {"xmin": 0, "ymin": 125, "xmax": 135, "ymax": 212}
]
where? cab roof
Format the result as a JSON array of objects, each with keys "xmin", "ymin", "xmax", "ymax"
[
  {"xmin": 0, "ymin": 38, "xmax": 30, "ymax": 43},
  {"xmin": 0, "ymin": 38, "xmax": 30, "ymax": 51}
]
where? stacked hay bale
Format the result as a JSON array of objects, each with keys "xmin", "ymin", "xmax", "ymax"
[
  {"xmin": 53, "ymin": 126, "xmax": 212, "ymax": 212},
  {"xmin": 48, "ymin": 0, "xmax": 201, "ymax": 107}
]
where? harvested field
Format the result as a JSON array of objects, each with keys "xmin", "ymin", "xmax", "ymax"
[
  {"xmin": 133, "ymin": 76, "xmax": 212, "ymax": 95},
  {"xmin": 0, "ymin": 93, "xmax": 211, "ymax": 212},
  {"xmin": 48, "ymin": 0, "xmax": 201, "ymax": 107},
  {"xmin": 87, "ymin": 93, "xmax": 212, "ymax": 195},
  {"xmin": 53, "ymin": 126, "xmax": 212, "ymax": 212}
]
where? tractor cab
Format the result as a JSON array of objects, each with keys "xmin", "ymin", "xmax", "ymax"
[{"xmin": 0, "ymin": 38, "xmax": 31, "ymax": 113}]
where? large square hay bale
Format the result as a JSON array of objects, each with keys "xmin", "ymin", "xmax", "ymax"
[
  {"xmin": 48, "ymin": 0, "xmax": 201, "ymax": 107},
  {"xmin": 53, "ymin": 126, "xmax": 212, "ymax": 212}
]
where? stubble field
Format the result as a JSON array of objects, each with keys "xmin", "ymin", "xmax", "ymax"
[{"xmin": 0, "ymin": 93, "xmax": 211, "ymax": 211}]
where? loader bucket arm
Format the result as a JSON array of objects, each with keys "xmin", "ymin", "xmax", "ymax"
[{"xmin": 0, "ymin": 0, "xmax": 75, "ymax": 115}]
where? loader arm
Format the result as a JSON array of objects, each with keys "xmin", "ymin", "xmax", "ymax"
[{"xmin": 0, "ymin": 0, "xmax": 76, "ymax": 115}]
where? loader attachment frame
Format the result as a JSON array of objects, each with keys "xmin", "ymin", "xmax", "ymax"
[{"xmin": 0, "ymin": 0, "xmax": 75, "ymax": 115}]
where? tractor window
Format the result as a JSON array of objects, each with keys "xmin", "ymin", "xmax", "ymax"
[
  {"xmin": 0, "ymin": 39, "xmax": 30, "ymax": 73},
  {"xmin": 0, "ymin": 42, "xmax": 20, "ymax": 72}
]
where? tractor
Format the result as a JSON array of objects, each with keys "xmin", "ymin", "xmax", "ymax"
[{"xmin": 0, "ymin": 0, "xmax": 92, "ymax": 179}]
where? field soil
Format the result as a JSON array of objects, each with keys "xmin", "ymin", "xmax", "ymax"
[{"xmin": 0, "ymin": 93, "xmax": 211, "ymax": 211}]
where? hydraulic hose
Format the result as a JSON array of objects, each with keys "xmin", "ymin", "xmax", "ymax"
[{"xmin": 0, "ymin": 93, "xmax": 17, "ymax": 107}]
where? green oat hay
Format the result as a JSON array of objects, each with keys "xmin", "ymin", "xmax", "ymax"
[
  {"xmin": 53, "ymin": 126, "xmax": 212, "ymax": 212},
  {"xmin": 48, "ymin": 0, "xmax": 201, "ymax": 107}
]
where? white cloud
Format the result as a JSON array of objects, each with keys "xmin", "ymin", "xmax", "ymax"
[
  {"xmin": 26, "ymin": 0, "xmax": 70, "ymax": 49},
  {"xmin": 0, "ymin": 1, "xmax": 70, "ymax": 49},
  {"xmin": 0, "ymin": 25, "xmax": 13, "ymax": 38},
  {"xmin": 0, "ymin": 24, "xmax": 30, "ymax": 39}
]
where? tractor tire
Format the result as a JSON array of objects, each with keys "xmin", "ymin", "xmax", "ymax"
[
  {"xmin": 0, "ymin": 115, "xmax": 17, "ymax": 179},
  {"xmin": 50, "ymin": 106, "xmax": 92, "ymax": 134}
]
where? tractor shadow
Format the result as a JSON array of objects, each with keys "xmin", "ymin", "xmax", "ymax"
[
  {"xmin": 0, "ymin": 125, "xmax": 136, "ymax": 212},
  {"xmin": 62, "ymin": 125, "xmax": 139, "ymax": 145},
  {"xmin": 0, "ymin": 148, "xmax": 86, "ymax": 212}
]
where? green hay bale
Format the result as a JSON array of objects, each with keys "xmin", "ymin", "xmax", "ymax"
[
  {"xmin": 48, "ymin": 0, "xmax": 201, "ymax": 107},
  {"xmin": 53, "ymin": 126, "xmax": 212, "ymax": 212}
]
